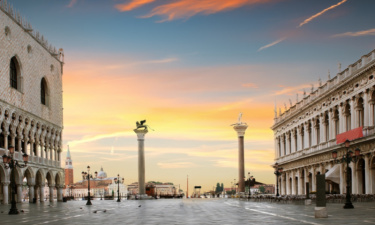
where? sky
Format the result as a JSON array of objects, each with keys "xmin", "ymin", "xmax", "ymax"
[{"xmin": 10, "ymin": 0, "xmax": 375, "ymax": 192}]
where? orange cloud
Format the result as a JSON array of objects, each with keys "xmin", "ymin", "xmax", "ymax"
[
  {"xmin": 242, "ymin": 83, "xmax": 258, "ymax": 88},
  {"xmin": 298, "ymin": 0, "xmax": 347, "ymax": 28},
  {"xmin": 332, "ymin": 28, "xmax": 375, "ymax": 38},
  {"xmin": 141, "ymin": 0, "xmax": 274, "ymax": 22},
  {"xmin": 115, "ymin": 0, "xmax": 156, "ymax": 12}
]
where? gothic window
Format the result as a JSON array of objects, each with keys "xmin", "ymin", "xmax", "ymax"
[
  {"xmin": 316, "ymin": 119, "xmax": 320, "ymax": 145},
  {"xmin": 283, "ymin": 135, "xmax": 286, "ymax": 155},
  {"xmin": 357, "ymin": 98, "xmax": 364, "ymax": 127},
  {"xmin": 345, "ymin": 104, "xmax": 351, "ymax": 131},
  {"xmin": 10, "ymin": 57, "xmax": 19, "ymax": 89},
  {"xmin": 301, "ymin": 125, "xmax": 304, "ymax": 150},
  {"xmin": 41, "ymin": 78, "xmax": 48, "ymax": 105},
  {"xmin": 334, "ymin": 109, "xmax": 340, "ymax": 136},
  {"xmin": 325, "ymin": 113, "xmax": 329, "ymax": 142},
  {"xmin": 294, "ymin": 130, "xmax": 297, "ymax": 152},
  {"xmin": 308, "ymin": 122, "xmax": 312, "ymax": 148}
]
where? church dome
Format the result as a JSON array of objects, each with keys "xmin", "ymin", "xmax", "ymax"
[{"xmin": 97, "ymin": 167, "xmax": 107, "ymax": 179}]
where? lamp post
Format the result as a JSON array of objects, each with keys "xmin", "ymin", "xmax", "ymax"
[
  {"xmin": 273, "ymin": 163, "xmax": 283, "ymax": 197},
  {"xmin": 114, "ymin": 174, "xmax": 124, "ymax": 202},
  {"xmin": 2, "ymin": 145, "xmax": 29, "ymax": 215},
  {"xmin": 82, "ymin": 166, "xmax": 94, "ymax": 205},
  {"xmin": 332, "ymin": 139, "xmax": 360, "ymax": 209}
]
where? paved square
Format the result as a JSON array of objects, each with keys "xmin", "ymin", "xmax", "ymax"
[{"xmin": 0, "ymin": 199, "xmax": 374, "ymax": 224}]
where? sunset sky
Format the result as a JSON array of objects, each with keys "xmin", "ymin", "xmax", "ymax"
[{"xmin": 12, "ymin": 0, "xmax": 375, "ymax": 192}]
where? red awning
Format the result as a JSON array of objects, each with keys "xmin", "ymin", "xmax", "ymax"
[{"xmin": 336, "ymin": 127, "xmax": 363, "ymax": 144}]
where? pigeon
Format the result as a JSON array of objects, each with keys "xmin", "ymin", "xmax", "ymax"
[
  {"xmin": 80, "ymin": 207, "xmax": 83, "ymax": 209},
  {"xmin": 103, "ymin": 210, "xmax": 107, "ymax": 213},
  {"xmin": 138, "ymin": 205, "xmax": 141, "ymax": 207},
  {"xmin": 93, "ymin": 210, "xmax": 97, "ymax": 213},
  {"xmin": 20, "ymin": 210, "xmax": 24, "ymax": 213}
]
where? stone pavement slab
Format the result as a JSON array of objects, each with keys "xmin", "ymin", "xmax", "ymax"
[{"xmin": 0, "ymin": 198, "xmax": 374, "ymax": 224}]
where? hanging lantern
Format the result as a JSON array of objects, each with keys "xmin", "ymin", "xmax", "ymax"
[
  {"xmin": 332, "ymin": 151, "xmax": 338, "ymax": 159},
  {"xmin": 355, "ymin": 148, "xmax": 361, "ymax": 157}
]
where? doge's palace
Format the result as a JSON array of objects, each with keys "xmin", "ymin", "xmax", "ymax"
[
  {"xmin": 273, "ymin": 49, "xmax": 375, "ymax": 196},
  {"xmin": 0, "ymin": 1, "xmax": 64, "ymax": 204}
]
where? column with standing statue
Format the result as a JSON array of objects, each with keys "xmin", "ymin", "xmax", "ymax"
[{"xmin": 232, "ymin": 113, "xmax": 248, "ymax": 193}]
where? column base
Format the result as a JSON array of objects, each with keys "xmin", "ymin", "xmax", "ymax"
[
  {"xmin": 305, "ymin": 199, "xmax": 312, "ymax": 205},
  {"xmin": 314, "ymin": 207, "xmax": 328, "ymax": 218}
]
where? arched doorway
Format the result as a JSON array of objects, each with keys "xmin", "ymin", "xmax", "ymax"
[
  {"xmin": 24, "ymin": 167, "xmax": 34, "ymax": 203},
  {"xmin": 46, "ymin": 171, "xmax": 54, "ymax": 202},
  {"xmin": 0, "ymin": 165, "xmax": 7, "ymax": 204},
  {"xmin": 289, "ymin": 177, "xmax": 292, "ymax": 195},
  {"xmin": 35, "ymin": 170, "xmax": 44, "ymax": 202},
  {"xmin": 357, "ymin": 159, "xmax": 366, "ymax": 194},
  {"xmin": 308, "ymin": 173, "xmax": 312, "ymax": 193},
  {"xmin": 301, "ymin": 170, "xmax": 305, "ymax": 195}
]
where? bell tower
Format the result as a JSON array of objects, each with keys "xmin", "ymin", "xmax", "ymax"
[{"xmin": 64, "ymin": 146, "xmax": 74, "ymax": 186}]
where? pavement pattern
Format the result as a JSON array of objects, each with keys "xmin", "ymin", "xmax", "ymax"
[{"xmin": 0, "ymin": 198, "xmax": 374, "ymax": 224}]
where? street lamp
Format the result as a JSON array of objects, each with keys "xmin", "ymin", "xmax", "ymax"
[
  {"xmin": 274, "ymin": 163, "xmax": 283, "ymax": 197},
  {"xmin": 114, "ymin": 174, "xmax": 124, "ymax": 202},
  {"xmin": 332, "ymin": 139, "xmax": 360, "ymax": 209},
  {"xmin": 82, "ymin": 166, "xmax": 94, "ymax": 205},
  {"xmin": 2, "ymin": 145, "xmax": 29, "ymax": 215}
]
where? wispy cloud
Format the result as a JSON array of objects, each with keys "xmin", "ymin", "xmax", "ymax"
[
  {"xmin": 67, "ymin": 0, "xmax": 77, "ymax": 8},
  {"xmin": 68, "ymin": 131, "xmax": 134, "ymax": 147},
  {"xmin": 139, "ymin": 0, "xmax": 273, "ymax": 22},
  {"xmin": 242, "ymin": 83, "xmax": 258, "ymax": 88},
  {"xmin": 273, "ymin": 83, "xmax": 312, "ymax": 96},
  {"xmin": 115, "ymin": 0, "xmax": 155, "ymax": 12},
  {"xmin": 298, "ymin": 0, "xmax": 347, "ymax": 28},
  {"xmin": 257, "ymin": 37, "xmax": 286, "ymax": 52},
  {"xmin": 332, "ymin": 28, "xmax": 375, "ymax": 38}
]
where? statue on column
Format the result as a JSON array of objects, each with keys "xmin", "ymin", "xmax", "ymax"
[{"xmin": 135, "ymin": 120, "xmax": 154, "ymax": 131}]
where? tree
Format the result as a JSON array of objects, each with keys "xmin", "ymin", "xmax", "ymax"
[
  {"xmin": 215, "ymin": 183, "xmax": 221, "ymax": 193},
  {"xmin": 259, "ymin": 186, "xmax": 265, "ymax": 194}
]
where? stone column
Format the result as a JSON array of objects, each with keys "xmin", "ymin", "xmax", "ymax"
[
  {"xmin": 3, "ymin": 131, "xmax": 8, "ymax": 150},
  {"xmin": 298, "ymin": 169, "xmax": 304, "ymax": 195},
  {"xmin": 365, "ymin": 155, "xmax": 371, "ymax": 194},
  {"xmin": 291, "ymin": 170, "xmax": 296, "ymax": 195},
  {"xmin": 286, "ymin": 172, "xmax": 290, "ymax": 195},
  {"xmin": 17, "ymin": 135, "xmax": 22, "ymax": 153},
  {"xmin": 340, "ymin": 163, "xmax": 345, "ymax": 194},
  {"xmin": 40, "ymin": 185, "xmax": 45, "ymax": 202},
  {"xmin": 57, "ymin": 186, "xmax": 63, "ymax": 202},
  {"xmin": 34, "ymin": 186, "xmax": 39, "ymax": 202},
  {"xmin": 311, "ymin": 166, "xmax": 316, "ymax": 192},
  {"xmin": 17, "ymin": 184, "xmax": 22, "ymax": 203},
  {"xmin": 49, "ymin": 185, "xmax": 54, "ymax": 202},
  {"xmin": 29, "ymin": 185, "xmax": 35, "ymax": 203},
  {"xmin": 134, "ymin": 129, "xmax": 148, "ymax": 196},
  {"xmin": 351, "ymin": 162, "xmax": 357, "ymax": 194},
  {"xmin": 233, "ymin": 124, "xmax": 248, "ymax": 193},
  {"xmin": 23, "ymin": 136, "xmax": 28, "ymax": 155},
  {"xmin": 2, "ymin": 182, "xmax": 9, "ymax": 204}
]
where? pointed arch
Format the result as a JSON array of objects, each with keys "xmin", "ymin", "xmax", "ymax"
[
  {"xmin": 40, "ymin": 77, "xmax": 49, "ymax": 106},
  {"xmin": 9, "ymin": 56, "xmax": 22, "ymax": 91}
]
